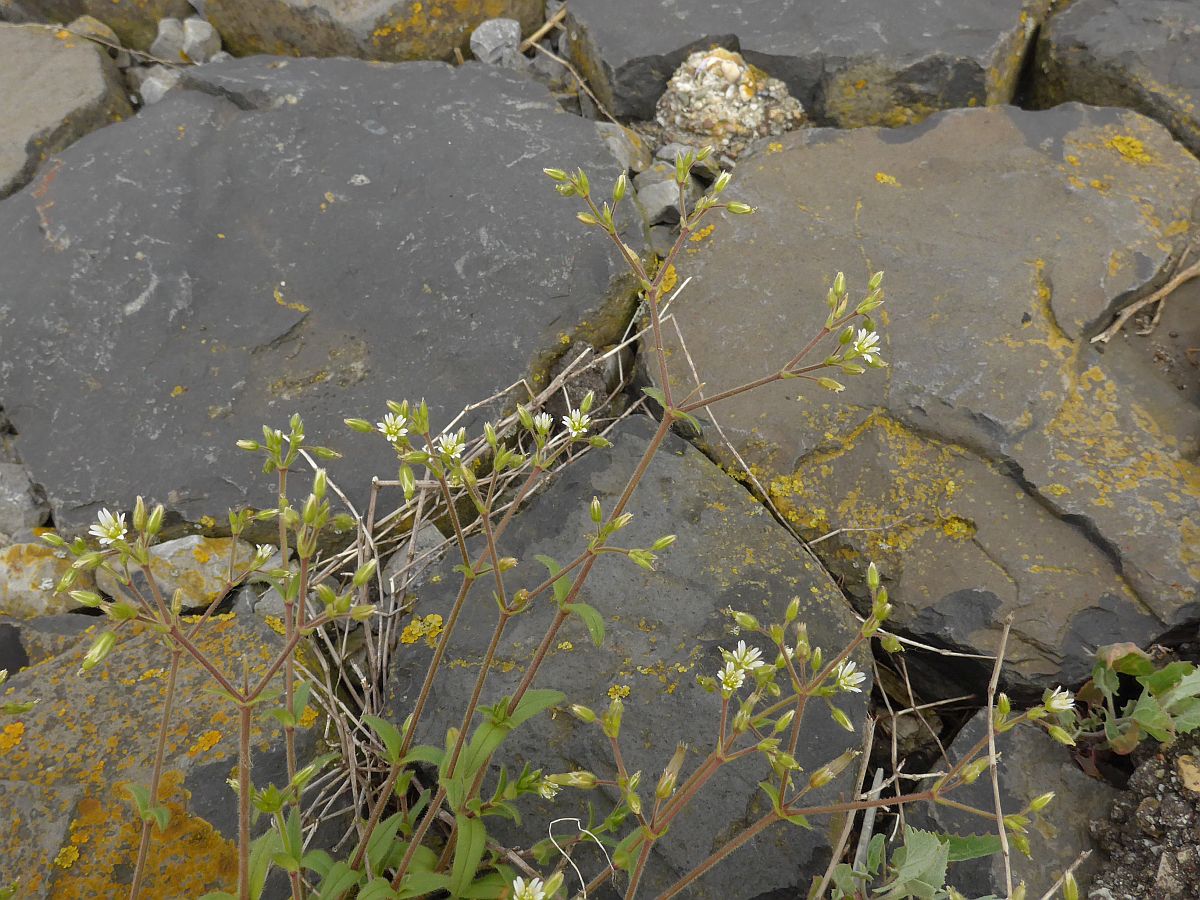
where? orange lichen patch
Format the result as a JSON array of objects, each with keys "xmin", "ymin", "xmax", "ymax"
[
  {"xmin": 874, "ymin": 171, "xmax": 899, "ymax": 186},
  {"xmin": 264, "ymin": 615, "xmax": 286, "ymax": 636},
  {"xmin": 399, "ymin": 613, "xmax": 444, "ymax": 647},
  {"xmin": 186, "ymin": 730, "xmax": 222, "ymax": 757},
  {"xmin": 0, "ymin": 721, "xmax": 24, "ymax": 753},
  {"xmin": 298, "ymin": 706, "xmax": 319, "ymax": 728},
  {"xmin": 689, "ymin": 224, "xmax": 715, "ymax": 242},
  {"xmin": 659, "ymin": 263, "xmax": 678, "ymax": 294},
  {"xmin": 2, "ymin": 616, "xmax": 284, "ymax": 894}
]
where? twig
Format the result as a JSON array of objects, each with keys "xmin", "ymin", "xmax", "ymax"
[
  {"xmin": 986, "ymin": 615, "xmax": 1014, "ymax": 898},
  {"xmin": 1037, "ymin": 850, "xmax": 1091, "ymax": 900},
  {"xmin": 520, "ymin": 5, "xmax": 567, "ymax": 51},
  {"xmin": 529, "ymin": 43, "xmax": 620, "ymax": 126},
  {"xmin": 853, "ymin": 768, "xmax": 887, "ymax": 872},
  {"xmin": 1091, "ymin": 255, "xmax": 1200, "ymax": 343},
  {"xmin": 811, "ymin": 719, "xmax": 876, "ymax": 898}
]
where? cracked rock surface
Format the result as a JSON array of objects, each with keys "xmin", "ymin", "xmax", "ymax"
[
  {"xmin": 566, "ymin": 0, "xmax": 1050, "ymax": 123},
  {"xmin": 0, "ymin": 57, "xmax": 641, "ymax": 533},
  {"xmin": 651, "ymin": 103, "xmax": 1200, "ymax": 691},
  {"xmin": 386, "ymin": 417, "xmax": 870, "ymax": 898},
  {"xmin": 1033, "ymin": 0, "xmax": 1200, "ymax": 159}
]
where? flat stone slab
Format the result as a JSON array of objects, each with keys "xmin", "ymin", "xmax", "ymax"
[
  {"xmin": 1033, "ymin": 0, "xmax": 1200, "ymax": 158},
  {"xmin": 0, "ymin": 58, "xmax": 639, "ymax": 533},
  {"xmin": 0, "ymin": 614, "xmax": 302, "ymax": 897},
  {"xmin": 205, "ymin": 0, "xmax": 541, "ymax": 61},
  {"xmin": 651, "ymin": 103, "xmax": 1200, "ymax": 690},
  {"xmin": 566, "ymin": 0, "xmax": 1049, "ymax": 123},
  {"xmin": 386, "ymin": 417, "xmax": 871, "ymax": 898},
  {"xmin": 0, "ymin": 23, "xmax": 131, "ymax": 199}
]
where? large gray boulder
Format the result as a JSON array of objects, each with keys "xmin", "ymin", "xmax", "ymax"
[
  {"xmin": 205, "ymin": 0, "xmax": 541, "ymax": 62},
  {"xmin": 386, "ymin": 417, "xmax": 872, "ymax": 898},
  {"xmin": 0, "ymin": 58, "xmax": 641, "ymax": 534},
  {"xmin": 649, "ymin": 103, "xmax": 1200, "ymax": 692},
  {"xmin": 1032, "ymin": 0, "xmax": 1200, "ymax": 159},
  {"xmin": 565, "ymin": 0, "xmax": 1050, "ymax": 123},
  {"xmin": 0, "ymin": 23, "xmax": 131, "ymax": 199}
]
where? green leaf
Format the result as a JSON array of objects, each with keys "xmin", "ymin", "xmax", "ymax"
[
  {"xmin": 396, "ymin": 872, "xmax": 451, "ymax": 899},
  {"xmin": 1169, "ymin": 696, "xmax": 1200, "ymax": 734},
  {"xmin": 866, "ymin": 832, "xmax": 885, "ymax": 874},
  {"xmin": 401, "ymin": 744, "xmax": 445, "ymax": 767},
  {"xmin": 1093, "ymin": 665, "xmax": 1120, "ymax": 701},
  {"xmin": 641, "ymin": 387, "xmax": 667, "ymax": 408},
  {"xmin": 299, "ymin": 849, "xmax": 334, "ymax": 878},
  {"xmin": 1137, "ymin": 662, "xmax": 1194, "ymax": 696},
  {"xmin": 449, "ymin": 814, "xmax": 487, "ymax": 898},
  {"xmin": 565, "ymin": 602, "xmax": 605, "ymax": 646},
  {"xmin": 364, "ymin": 715, "xmax": 405, "ymax": 765},
  {"xmin": 879, "ymin": 827, "xmax": 948, "ymax": 899},
  {"xmin": 508, "ymin": 689, "xmax": 565, "ymax": 729},
  {"xmin": 1131, "ymin": 693, "xmax": 1174, "ymax": 741},
  {"xmin": 249, "ymin": 828, "xmax": 282, "ymax": 899},
  {"xmin": 1159, "ymin": 670, "xmax": 1200, "ymax": 713},
  {"xmin": 534, "ymin": 554, "xmax": 572, "ymax": 606},
  {"xmin": 149, "ymin": 805, "xmax": 169, "ymax": 833},
  {"xmin": 1098, "ymin": 643, "xmax": 1155, "ymax": 676},
  {"xmin": 357, "ymin": 879, "xmax": 400, "ymax": 900},
  {"xmin": 366, "ymin": 812, "xmax": 406, "ymax": 877},
  {"xmin": 942, "ymin": 832, "xmax": 1003, "ymax": 862},
  {"xmin": 460, "ymin": 870, "xmax": 519, "ymax": 898}
]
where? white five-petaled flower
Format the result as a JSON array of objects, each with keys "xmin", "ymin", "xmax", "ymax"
[
  {"xmin": 851, "ymin": 328, "xmax": 881, "ymax": 363},
  {"xmin": 435, "ymin": 428, "xmax": 466, "ymax": 461},
  {"xmin": 726, "ymin": 640, "xmax": 765, "ymax": 672},
  {"xmin": 89, "ymin": 508, "xmax": 127, "ymax": 546},
  {"xmin": 511, "ymin": 876, "xmax": 547, "ymax": 900},
  {"xmin": 562, "ymin": 408, "xmax": 592, "ymax": 438},
  {"xmin": 832, "ymin": 660, "xmax": 866, "ymax": 693},
  {"xmin": 255, "ymin": 544, "xmax": 274, "ymax": 561},
  {"xmin": 376, "ymin": 412, "xmax": 408, "ymax": 443},
  {"xmin": 718, "ymin": 661, "xmax": 745, "ymax": 696},
  {"xmin": 1043, "ymin": 686, "xmax": 1074, "ymax": 713},
  {"xmin": 537, "ymin": 779, "xmax": 560, "ymax": 801},
  {"xmin": 532, "ymin": 411, "xmax": 553, "ymax": 435}
]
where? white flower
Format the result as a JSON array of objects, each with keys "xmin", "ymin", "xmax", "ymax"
[
  {"xmin": 89, "ymin": 508, "xmax": 127, "ymax": 546},
  {"xmin": 254, "ymin": 544, "xmax": 274, "ymax": 562},
  {"xmin": 726, "ymin": 640, "xmax": 765, "ymax": 672},
  {"xmin": 435, "ymin": 428, "xmax": 466, "ymax": 461},
  {"xmin": 511, "ymin": 876, "xmax": 547, "ymax": 900},
  {"xmin": 532, "ymin": 411, "xmax": 553, "ymax": 435},
  {"xmin": 376, "ymin": 412, "xmax": 408, "ymax": 443},
  {"xmin": 832, "ymin": 660, "xmax": 866, "ymax": 693},
  {"xmin": 851, "ymin": 328, "xmax": 881, "ymax": 364},
  {"xmin": 1043, "ymin": 686, "xmax": 1074, "ymax": 713},
  {"xmin": 537, "ymin": 779, "xmax": 560, "ymax": 801},
  {"xmin": 562, "ymin": 408, "xmax": 592, "ymax": 438},
  {"xmin": 717, "ymin": 661, "xmax": 745, "ymax": 696}
]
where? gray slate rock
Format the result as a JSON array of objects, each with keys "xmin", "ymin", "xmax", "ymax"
[
  {"xmin": 205, "ymin": 0, "xmax": 542, "ymax": 62},
  {"xmin": 566, "ymin": 0, "xmax": 1050, "ymax": 122},
  {"xmin": 0, "ymin": 462, "xmax": 49, "ymax": 535},
  {"xmin": 633, "ymin": 160, "xmax": 702, "ymax": 226},
  {"xmin": 594, "ymin": 121, "xmax": 652, "ymax": 172},
  {"xmin": 0, "ymin": 23, "xmax": 132, "ymax": 199},
  {"xmin": 0, "ymin": 542, "xmax": 94, "ymax": 618},
  {"xmin": 0, "ymin": 58, "xmax": 641, "ymax": 534},
  {"xmin": 469, "ymin": 16, "xmax": 522, "ymax": 67},
  {"xmin": 649, "ymin": 104, "xmax": 1200, "ymax": 692},
  {"xmin": 182, "ymin": 15, "xmax": 219, "ymax": 62},
  {"xmin": 137, "ymin": 63, "xmax": 182, "ymax": 103},
  {"xmin": 66, "ymin": 14, "xmax": 131, "ymax": 68},
  {"xmin": 13, "ymin": 0, "xmax": 193, "ymax": 48},
  {"xmin": 1032, "ymin": 0, "xmax": 1200, "ymax": 158},
  {"xmin": 385, "ymin": 417, "xmax": 871, "ymax": 898},
  {"xmin": 911, "ymin": 710, "xmax": 1117, "ymax": 897}
]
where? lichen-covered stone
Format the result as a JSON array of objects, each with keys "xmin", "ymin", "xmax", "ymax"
[
  {"xmin": 386, "ymin": 417, "xmax": 870, "ymax": 897},
  {"xmin": 566, "ymin": 0, "xmax": 1050, "ymax": 123},
  {"xmin": 94, "ymin": 535, "xmax": 255, "ymax": 612},
  {"xmin": 649, "ymin": 104, "xmax": 1200, "ymax": 691},
  {"xmin": 0, "ymin": 614, "xmax": 307, "ymax": 897},
  {"xmin": 12, "ymin": 0, "xmax": 193, "ymax": 50},
  {"xmin": 656, "ymin": 47, "xmax": 806, "ymax": 157},
  {"xmin": 0, "ymin": 543, "xmax": 94, "ymax": 619},
  {"xmin": 205, "ymin": 0, "xmax": 541, "ymax": 62},
  {"xmin": 0, "ymin": 57, "xmax": 641, "ymax": 534},
  {"xmin": 1032, "ymin": 0, "xmax": 1200, "ymax": 159},
  {"xmin": 0, "ymin": 463, "xmax": 49, "ymax": 536},
  {"xmin": 0, "ymin": 23, "xmax": 131, "ymax": 199}
]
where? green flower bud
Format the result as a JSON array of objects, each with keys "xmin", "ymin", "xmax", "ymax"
[
  {"xmin": 352, "ymin": 558, "xmax": 378, "ymax": 588},
  {"xmin": 651, "ymin": 534, "xmax": 677, "ymax": 551},
  {"xmin": 590, "ymin": 496, "xmax": 602, "ymax": 523},
  {"xmin": 548, "ymin": 771, "xmax": 597, "ymax": 789},
  {"xmin": 1063, "ymin": 871, "xmax": 1079, "ymax": 900},
  {"xmin": 613, "ymin": 171, "xmax": 628, "ymax": 202},
  {"xmin": 712, "ymin": 170, "xmax": 732, "ymax": 194},
  {"xmin": 784, "ymin": 597, "xmax": 800, "ymax": 624},
  {"xmin": 830, "ymin": 706, "xmax": 854, "ymax": 732},
  {"xmin": 543, "ymin": 167, "xmax": 568, "ymax": 181},
  {"xmin": 832, "ymin": 271, "xmax": 846, "ymax": 297},
  {"xmin": 237, "ymin": 438, "xmax": 261, "ymax": 450},
  {"xmin": 879, "ymin": 633, "xmax": 902, "ymax": 654},
  {"xmin": 1046, "ymin": 726, "xmax": 1075, "ymax": 747},
  {"xmin": 732, "ymin": 611, "xmax": 760, "ymax": 632},
  {"xmin": 602, "ymin": 698, "xmax": 623, "ymax": 738},
  {"xmin": 147, "ymin": 504, "xmax": 164, "ymax": 535},
  {"xmin": 866, "ymin": 562, "xmax": 881, "ymax": 591},
  {"xmin": 80, "ymin": 630, "xmax": 117, "ymax": 673},
  {"xmin": 817, "ymin": 377, "xmax": 846, "ymax": 393},
  {"xmin": 1028, "ymin": 791, "xmax": 1055, "ymax": 812},
  {"xmin": 577, "ymin": 211, "xmax": 599, "ymax": 226}
]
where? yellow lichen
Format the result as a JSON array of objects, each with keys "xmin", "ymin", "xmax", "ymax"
[
  {"xmin": 187, "ymin": 730, "xmax": 222, "ymax": 757},
  {"xmin": 607, "ymin": 684, "xmax": 631, "ymax": 700},
  {"xmin": 660, "ymin": 263, "xmax": 678, "ymax": 294},
  {"xmin": 264, "ymin": 615, "xmax": 286, "ymax": 636},
  {"xmin": 298, "ymin": 707, "xmax": 319, "ymax": 728},
  {"xmin": 53, "ymin": 845, "xmax": 79, "ymax": 869},
  {"xmin": 874, "ymin": 172, "xmax": 899, "ymax": 186},
  {"xmin": 0, "ymin": 721, "xmax": 25, "ymax": 753},
  {"xmin": 1106, "ymin": 135, "xmax": 1153, "ymax": 164}
]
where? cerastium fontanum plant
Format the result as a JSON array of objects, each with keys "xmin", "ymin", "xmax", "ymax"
[{"xmin": 31, "ymin": 149, "xmax": 1095, "ymax": 900}]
